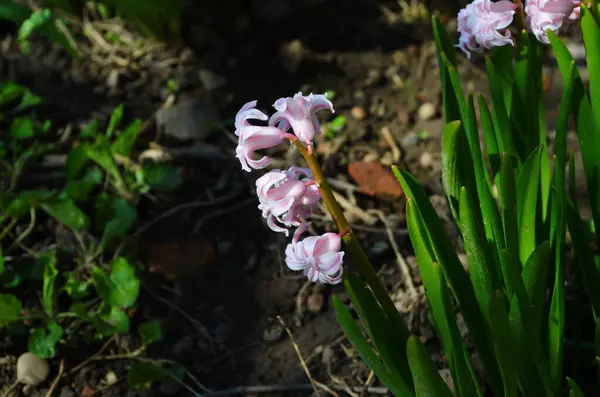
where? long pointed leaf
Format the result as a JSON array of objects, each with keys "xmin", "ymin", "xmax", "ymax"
[
  {"xmin": 333, "ymin": 296, "xmax": 409, "ymax": 395},
  {"xmin": 407, "ymin": 336, "xmax": 454, "ymax": 397},
  {"xmin": 407, "ymin": 198, "xmax": 479, "ymax": 397},
  {"xmin": 393, "ymin": 167, "xmax": 503, "ymax": 395}
]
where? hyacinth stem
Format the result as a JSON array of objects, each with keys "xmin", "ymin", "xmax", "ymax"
[{"xmin": 292, "ymin": 141, "xmax": 398, "ymax": 315}]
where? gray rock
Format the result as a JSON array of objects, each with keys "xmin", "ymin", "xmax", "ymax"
[
  {"xmin": 155, "ymin": 97, "xmax": 221, "ymax": 141},
  {"xmin": 16, "ymin": 353, "xmax": 49, "ymax": 386}
]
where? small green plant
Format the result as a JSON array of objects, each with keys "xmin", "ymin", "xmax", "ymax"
[
  {"xmin": 322, "ymin": 114, "xmax": 346, "ymax": 139},
  {"xmin": 0, "ymin": 81, "xmax": 183, "ymax": 390},
  {"xmin": 0, "ymin": 1, "xmax": 79, "ymax": 58}
]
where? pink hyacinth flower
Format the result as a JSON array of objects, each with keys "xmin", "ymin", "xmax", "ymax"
[
  {"xmin": 234, "ymin": 100, "xmax": 268, "ymax": 132},
  {"xmin": 285, "ymin": 222, "xmax": 344, "ymax": 284},
  {"xmin": 269, "ymin": 92, "xmax": 334, "ymax": 145},
  {"xmin": 525, "ymin": 0, "xmax": 581, "ymax": 44},
  {"xmin": 457, "ymin": 0, "xmax": 518, "ymax": 59},
  {"xmin": 256, "ymin": 167, "xmax": 321, "ymax": 235},
  {"xmin": 236, "ymin": 126, "xmax": 287, "ymax": 172}
]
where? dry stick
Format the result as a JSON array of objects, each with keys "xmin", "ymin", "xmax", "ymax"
[
  {"xmin": 68, "ymin": 335, "xmax": 116, "ymax": 375},
  {"xmin": 370, "ymin": 209, "xmax": 418, "ymax": 300},
  {"xmin": 45, "ymin": 360, "xmax": 65, "ymax": 397},
  {"xmin": 277, "ymin": 316, "xmax": 338, "ymax": 397}
]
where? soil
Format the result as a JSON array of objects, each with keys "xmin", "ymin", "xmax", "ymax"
[{"xmin": 0, "ymin": 1, "xmax": 595, "ymax": 396}]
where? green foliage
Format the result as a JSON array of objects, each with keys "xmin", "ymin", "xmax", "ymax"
[
  {"xmin": 336, "ymin": 11, "xmax": 600, "ymax": 397},
  {"xmin": 0, "ymin": 81, "xmax": 183, "ymax": 378}
]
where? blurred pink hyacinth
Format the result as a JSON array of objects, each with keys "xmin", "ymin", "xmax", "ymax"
[
  {"xmin": 236, "ymin": 126, "xmax": 288, "ymax": 172},
  {"xmin": 256, "ymin": 167, "xmax": 321, "ymax": 236},
  {"xmin": 457, "ymin": 0, "xmax": 518, "ymax": 58},
  {"xmin": 269, "ymin": 92, "xmax": 334, "ymax": 144},
  {"xmin": 285, "ymin": 223, "xmax": 344, "ymax": 284},
  {"xmin": 525, "ymin": 0, "xmax": 581, "ymax": 44}
]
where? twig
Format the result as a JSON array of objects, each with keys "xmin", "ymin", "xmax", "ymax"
[
  {"xmin": 379, "ymin": 127, "xmax": 401, "ymax": 163},
  {"xmin": 193, "ymin": 198, "xmax": 256, "ymax": 233},
  {"xmin": 0, "ymin": 381, "xmax": 18, "ymax": 397},
  {"xmin": 369, "ymin": 210, "xmax": 418, "ymax": 301},
  {"xmin": 44, "ymin": 360, "xmax": 64, "ymax": 397},
  {"xmin": 277, "ymin": 316, "xmax": 339, "ymax": 397},
  {"xmin": 199, "ymin": 384, "xmax": 389, "ymax": 396},
  {"xmin": 68, "ymin": 335, "xmax": 116, "ymax": 375},
  {"xmin": 142, "ymin": 285, "xmax": 213, "ymax": 342},
  {"xmin": 329, "ymin": 192, "xmax": 377, "ymax": 225}
]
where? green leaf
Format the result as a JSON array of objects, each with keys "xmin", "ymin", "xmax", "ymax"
[
  {"xmin": 566, "ymin": 198, "xmax": 600, "ymax": 318},
  {"xmin": 86, "ymin": 139, "xmax": 125, "ymax": 191},
  {"xmin": 499, "ymin": 153, "xmax": 521, "ymax": 297},
  {"xmin": 139, "ymin": 320, "xmax": 163, "ymax": 346},
  {"xmin": 107, "ymin": 104, "xmax": 124, "ymax": 138},
  {"xmin": 108, "ymin": 257, "xmax": 139, "ymax": 309},
  {"xmin": 344, "ymin": 273, "xmax": 414, "ymax": 395},
  {"xmin": 440, "ymin": 121, "xmax": 471, "ymax": 222},
  {"xmin": 582, "ymin": 5, "xmax": 600, "ymax": 135},
  {"xmin": 10, "ymin": 117, "xmax": 35, "ymax": 140},
  {"xmin": 549, "ymin": 31, "xmax": 600, "ymax": 250},
  {"xmin": 41, "ymin": 250, "xmax": 58, "ymax": 318},
  {"xmin": 112, "ymin": 119, "xmax": 141, "ymax": 156},
  {"xmin": 522, "ymin": 242, "xmax": 550, "ymax": 339},
  {"xmin": 333, "ymin": 296, "xmax": 408, "ymax": 396},
  {"xmin": 28, "ymin": 321, "xmax": 63, "ymax": 359},
  {"xmin": 432, "ymin": 15, "xmax": 461, "ymax": 124},
  {"xmin": 64, "ymin": 168, "xmax": 103, "ymax": 201},
  {"xmin": 486, "ymin": 57, "xmax": 516, "ymax": 161},
  {"xmin": 406, "ymin": 198, "xmax": 478, "ymax": 397},
  {"xmin": 406, "ymin": 336, "xmax": 454, "ymax": 397},
  {"xmin": 0, "ymin": 81, "xmax": 26, "ymax": 106},
  {"xmin": 142, "ymin": 163, "xmax": 182, "ymax": 192},
  {"xmin": 516, "ymin": 146, "xmax": 543, "ymax": 265},
  {"xmin": 548, "ymin": 60, "xmax": 574, "ymax": 394},
  {"xmin": 393, "ymin": 167, "xmax": 502, "ymax": 396},
  {"xmin": 16, "ymin": 7, "xmax": 78, "ymax": 58},
  {"xmin": 40, "ymin": 197, "xmax": 89, "ymax": 231},
  {"xmin": 92, "ymin": 267, "xmax": 111, "ymax": 303},
  {"xmin": 489, "ymin": 291, "xmax": 517, "ymax": 397},
  {"xmin": 17, "ymin": 90, "xmax": 42, "ymax": 110},
  {"xmin": 66, "ymin": 144, "xmax": 90, "ymax": 180},
  {"xmin": 0, "ymin": 294, "xmax": 22, "ymax": 327},
  {"xmin": 460, "ymin": 186, "xmax": 499, "ymax": 317},
  {"xmin": 566, "ymin": 377, "xmax": 585, "ymax": 397},
  {"xmin": 63, "ymin": 272, "xmax": 89, "ymax": 300},
  {"xmin": 478, "ymin": 95, "xmax": 501, "ymax": 181},
  {"xmin": 128, "ymin": 361, "xmax": 166, "ymax": 390},
  {"xmin": 95, "ymin": 305, "xmax": 129, "ymax": 336},
  {"xmin": 490, "ymin": 45, "xmax": 514, "ymax": 111},
  {"xmin": 100, "ymin": 197, "xmax": 137, "ymax": 248}
]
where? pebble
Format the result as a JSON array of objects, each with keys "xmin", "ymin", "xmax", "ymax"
[
  {"xmin": 370, "ymin": 240, "xmax": 390, "ymax": 256},
  {"xmin": 104, "ymin": 371, "xmax": 118, "ymax": 386},
  {"xmin": 306, "ymin": 294, "xmax": 324, "ymax": 313},
  {"xmin": 198, "ymin": 68, "xmax": 226, "ymax": 92},
  {"xmin": 16, "ymin": 353, "xmax": 49, "ymax": 386},
  {"xmin": 419, "ymin": 152, "xmax": 434, "ymax": 168},
  {"xmin": 350, "ymin": 106, "xmax": 367, "ymax": 121},
  {"xmin": 401, "ymin": 132, "xmax": 419, "ymax": 148},
  {"xmin": 417, "ymin": 102, "xmax": 437, "ymax": 121}
]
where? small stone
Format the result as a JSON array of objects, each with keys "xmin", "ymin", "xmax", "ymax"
[
  {"xmin": 262, "ymin": 321, "xmax": 284, "ymax": 342},
  {"xmin": 106, "ymin": 69, "xmax": 121, "ymax": 89},
  {"xmin": 16, "ymin": 353, "xmax": 49, "ymax": 386},
  {"xmin": 419, "ymin": 152, "xmax": 433, "ymax": 168},
  {"xmin": 417, "ymin": 102, "xmax": 436, "ymax": 121},
  {"xmin": 22, "ymin": 385, "xmax": 34, "ymax": 396},
  {"xmin": 306, "ymin": 294, "xmax": 324, "ymax": 313},
  {"xmin": 350, "ymin": 106, "xmax": 367, "ymax": 121},
  {"xmin": 401, "ymin": 133, "xmax": 419, "ymax": 148},
  {"xmin": 104, "ymin": 371, "xmax": 118, "ymax": 386},
  {"xmin": 370, "ymin": 241, "xmax": 390, "ymax": 256}
]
